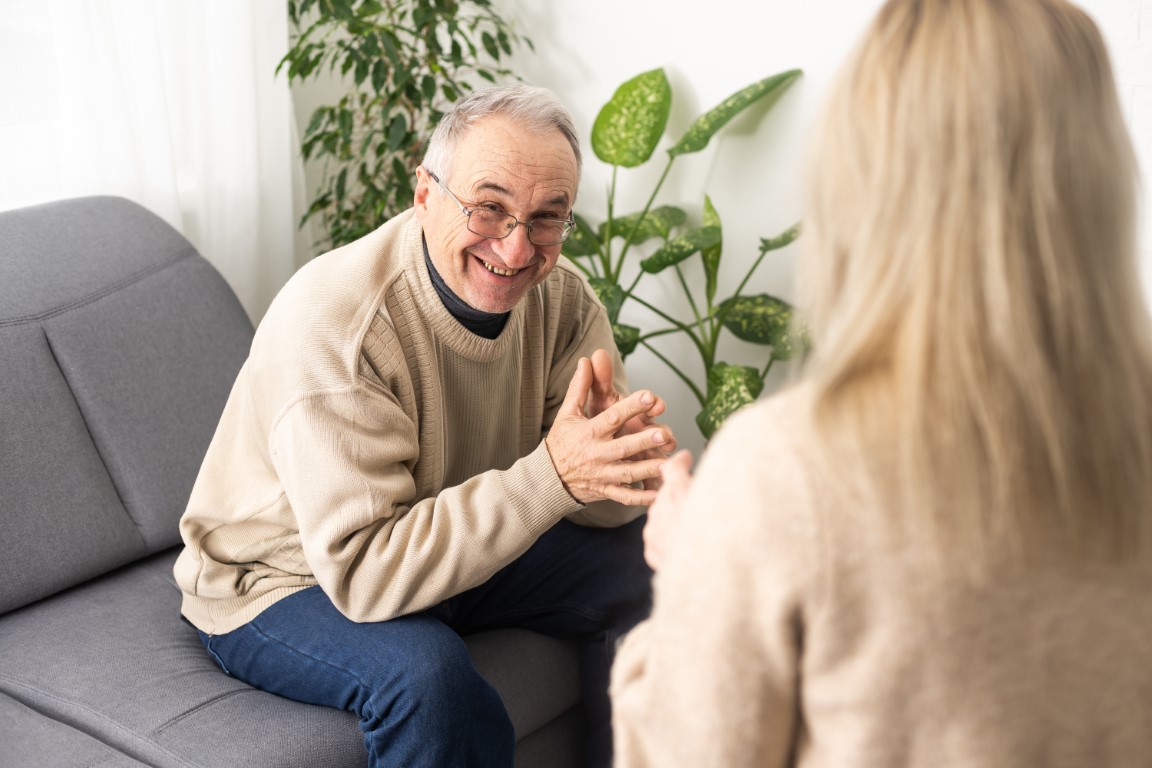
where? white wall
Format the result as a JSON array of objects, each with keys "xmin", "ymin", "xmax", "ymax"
[
  {"xmin": 494, "ymin": 0, "xmax": 1152, "ymax": 455},
  {"xmin": 486, "ymin": 1, "xmax": 881, "ymax": 454},
  {"xmin": 292, "ymin": 0, "xmax": 1151, "ymax": 455}
]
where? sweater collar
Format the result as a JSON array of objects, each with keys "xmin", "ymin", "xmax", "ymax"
[{"xmin": 421, "ymin": 235, "xmax": 510, "ymax": 340}]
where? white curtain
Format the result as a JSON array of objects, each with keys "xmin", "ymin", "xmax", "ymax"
[{"xmin": 0, "ymin": 0, "xmax": 307, "ymax": 322}]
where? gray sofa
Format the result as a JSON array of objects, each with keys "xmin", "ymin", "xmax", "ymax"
[{"xmin": 0, "ymin": 196, "xmax": 585, "ymax": 767}]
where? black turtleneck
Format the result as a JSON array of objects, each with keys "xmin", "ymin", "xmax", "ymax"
[{"xmin": 423, "ymin": 237, "xmax": 510, "ymax": 340}]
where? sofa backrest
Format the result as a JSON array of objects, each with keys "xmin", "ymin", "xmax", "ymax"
[{"xmin": 0, "ymin": 196, "xmax": 254, "ymax": 615}]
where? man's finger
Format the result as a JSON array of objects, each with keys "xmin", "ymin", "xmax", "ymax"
[
  {"xmin": 600, "ymin": 483, "xmax": 659, "ymax": 508},
  {"xmin": 589, "ymin": 389, "xmax": 659, "ymax": 437},
  {"xmin": 559, "ymin": 357, "xmax": 592, "ymax": 417},
  {"xmin": 605, "ymin": 428, "xmax": 671, "ymax": 463},
  {"xmin": 589, "ymin": 348, "xmax": 616, "ymax": 410}
]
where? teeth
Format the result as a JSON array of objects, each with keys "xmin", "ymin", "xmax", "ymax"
[{"xmin": 483, "ymin": 260, "xmax": 519, "ymax": 277}]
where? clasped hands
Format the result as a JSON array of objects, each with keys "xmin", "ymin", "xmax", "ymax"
[
  {"xmin": 545, "ymin": 349, "xmax": 677, "ymax": 508},
  {"xmin": 545, "ymin": 348, "xmax": 697, "ymax": 573}
]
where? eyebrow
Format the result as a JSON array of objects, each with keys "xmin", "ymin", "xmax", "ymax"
[{"xmin": 473, "ymin": 180, "xmax": 571, "ymax": 212}]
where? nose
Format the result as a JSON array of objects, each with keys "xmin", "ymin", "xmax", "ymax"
[{"xmin": 492, "ymin": 222, "xmax": 536, "ymax": 269}]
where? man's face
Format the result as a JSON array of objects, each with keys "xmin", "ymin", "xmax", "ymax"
[{"xmin": 414, "ymin": 114, "xmax": 579, "ymax": 315}]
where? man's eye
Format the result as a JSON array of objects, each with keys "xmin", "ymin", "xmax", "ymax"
[{"xmin": 478, "ymin": 203, "xmax": 503, "ymax": 213}]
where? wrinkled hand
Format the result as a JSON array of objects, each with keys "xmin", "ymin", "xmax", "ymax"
[
  {"xmin": 643, "ymin": 450, "xmax": 694, "ymax": 572},
  {"xmin": 546, "ymin": 352, "xmax": 676, "ymax": 506},
  {"xmin": 585, "ymin": 348, "xmax": 677, "ymax": 493}
]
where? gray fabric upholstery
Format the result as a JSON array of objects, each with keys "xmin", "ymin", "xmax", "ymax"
[
  {"xmin": 0, "ymin": 323, "xmax": 145, "ymax": 613},
  {"xmin": 0, "ymin": 549, "xmax": 582, "ymax": 767},
  {"xmin": 43, "ymin": 256, "xmax": 252, "ymax": 551},
  {"xmin": 2, "ymin": 693, "xmax": 151, "ymax": 768},
  {"xmin": 0, "ymin": 196, "xmax": 585, "ymax": 767},
  {"xmin": 0, "ymin": 196, "xmax": 252, "ymax": 613}
]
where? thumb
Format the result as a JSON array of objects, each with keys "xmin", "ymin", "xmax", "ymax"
[
  {"xmin": 589, "ymin": 348, "xmax": 616, "ymax": 410},
  {"xmin": 559, "ymin": 356, "xmax": 593, "ymax": 418}
]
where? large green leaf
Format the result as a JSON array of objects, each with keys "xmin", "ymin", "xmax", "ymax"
[
  {"xmin": 719, "ymin": 293, "xmax": 793, "ymax": 346},
  {"xmin": 701, "ymin": 196, "xmax": 722, "ymax": 306},
  {"xmin": 591, "ymin": 69, "xmax": 672, "ymax": 168},
  {"xmin": 601, "ymin": 205, "xmax": 687, "ymax": 245},
  {"xmin": 588, "ymin": 277, "xmax": 625, "ymax": 322},
  {"xmin": 667, "ymin": 69, "xmax": 802, "ymax": 158},
  {"xmin": 695, "ymin": 363, "xmax": 764, "ymax": 439},
  {"xmin": 613, "ymin": 323, "xmax": 641, "ymax": 358},
  {"xmin": 563, "ymin": 213, "xmax": 600, "ymax": 257},
  {"xmin": 639, "ymin": 226, "xmax": 722, "ymax": 274}
]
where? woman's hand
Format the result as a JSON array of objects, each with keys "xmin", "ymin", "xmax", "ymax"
[{"xmin": 643, "ymin": 450, "xmax": 694, "ymax": 571}]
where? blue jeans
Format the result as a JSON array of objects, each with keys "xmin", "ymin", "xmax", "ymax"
[{"xmin": 198, "ymin": 516, "xmax": 652, "ymax": 768}]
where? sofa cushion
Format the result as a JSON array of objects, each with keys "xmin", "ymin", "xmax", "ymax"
[
  {"xmin": 42, "ymin": 255, "xmax": 253, "ymax": 551},
  {"xmin": 0, "ymin": 549, "xmax": 583, "ymax": 768},
  {"xmin": 0, "ymin": 324, "xmax": 146, "ymax": 614},
  {"xmin": 0, "ymin": 197, "xmax": 253, "ymax": 614},
  {"xmin": 1, "ymin": 693, "xmax": 151, "ymax": 768}
]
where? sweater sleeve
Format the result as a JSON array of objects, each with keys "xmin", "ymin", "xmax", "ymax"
[
  {"xmin": 610, "ymin": 397, "xmax": 824, "ymax": 768},
  {"xmin": 269, "ymin": 383, "xmax": 582, "ymax": 623}
]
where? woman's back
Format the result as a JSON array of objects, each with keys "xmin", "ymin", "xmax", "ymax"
[
  {"xmin": 610, "ymin": 1, "xmax": 1152, "ymax": 764},
  {"xmin": 613, "ymin": 386, "xmax": 1152, "ymax": 767}
]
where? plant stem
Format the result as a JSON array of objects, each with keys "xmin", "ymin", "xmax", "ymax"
[
  {"xmin": 638, "ymin": 325, "xmax": 688, "ymax": 342},
  {"xmin": 626, "ymin": 294, "xmax": 696, "ymax": 338},
  {"xmin": 674, "ymin": 264, "xmax": 703, "ymax": 331},
  {"xmin": 640, "ymin": 340, "xmax": 706, "ymax": 406},
  {"xmin": 603, "ymin": 167, "xmax": 619, "ymax": 278},
  {"xmin": 613, "ymin": 157, "xmax": 675, "ymax": 280},
  {"xmin": 732, "ymin": 239, "xmax": 773, "ymax": 300},
  {"xmin": 760, "ymin": 356, "xmax": 776, "ymax": 380},
  {"xmin": 627, "ymin": 293, "xmax": 710, "ymax": 363}
]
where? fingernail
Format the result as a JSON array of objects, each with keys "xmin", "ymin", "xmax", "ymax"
[
  {"xmin": 653, "ymin": 431, "xmax": 666, "ymax": 444},
  {"xmin": 640, "ymin": 391, "xmax": 654, "ymax": 405}
]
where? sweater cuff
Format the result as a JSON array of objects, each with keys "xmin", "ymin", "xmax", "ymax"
[{"xmin": 502, "ymin": 441, "xmax": 584, "ymax": 537}]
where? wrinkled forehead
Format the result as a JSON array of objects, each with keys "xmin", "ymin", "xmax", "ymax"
[{"xmin": 451, "ymin": 116, "xmax": 580, "ymax": 205}]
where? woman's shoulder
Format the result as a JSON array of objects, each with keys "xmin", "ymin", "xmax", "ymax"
[
  {"xmin": 705, "ymin": 384, "xmax": 818, "ymax": 465},
  {"xmin": 688, "ymin": 384, "xmax": 821, "ymax": 532}
]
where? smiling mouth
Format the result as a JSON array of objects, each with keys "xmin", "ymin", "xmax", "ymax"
[{"xmin": 482, "ymin": 259, "xmax": 520, "ymax": 277}]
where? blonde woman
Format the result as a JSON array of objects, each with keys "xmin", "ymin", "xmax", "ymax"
[{"xmin": 610, "ymin": 0, "xmax": 1152, "ymax": 765}]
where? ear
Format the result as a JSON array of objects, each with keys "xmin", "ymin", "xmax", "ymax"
[{"xmin": 413, "ymin": 166, "xmax": 433, "ymax": 218}]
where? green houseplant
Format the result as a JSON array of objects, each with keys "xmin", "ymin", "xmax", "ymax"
[
  {"xmin": 563, "ymin": 68, "xmax": 805, "ymax": 439},
  {"xmin": 280, "ymin": 0, "xmax": 532, "ymax": 253}
]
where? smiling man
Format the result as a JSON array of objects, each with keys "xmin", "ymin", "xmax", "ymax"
[{"xmin": 174, "ymin": 84, "xmax": 674, "ymax": 768}]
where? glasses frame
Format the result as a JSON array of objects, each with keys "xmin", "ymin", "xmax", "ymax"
[{"xmin": 424, "ymin": 167, "xmax": 575, "ymax": 247}]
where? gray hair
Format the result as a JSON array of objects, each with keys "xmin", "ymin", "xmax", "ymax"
[{"xmin": 421, "ymin": 83, "xmax": 582, "ymax": 182}]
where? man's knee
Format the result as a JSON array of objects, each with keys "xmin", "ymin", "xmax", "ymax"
[
  {"xmin": 356, "ymin": 633, "xmax": 515, "ymax": 766},
  {"xmin": 363, "ymin": 633, "xmax": 510, "ymax": 730}
]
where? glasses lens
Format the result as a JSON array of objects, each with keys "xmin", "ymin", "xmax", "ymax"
[
  {"xmin": 528, "ymin": 219, "xmax": 572, "ymax": 246},
  {"xmin": 467, "ymin": 209, "xmax": 515, "ymax": 239}
]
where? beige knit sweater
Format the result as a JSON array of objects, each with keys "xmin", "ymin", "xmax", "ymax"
[
  {"xmin": 175, "ymin": 210, "xmax": 639, "ymax": 635},
  {"xmin": 611, "ymin": 385, "xmax": 1152, "ymax": 767}
]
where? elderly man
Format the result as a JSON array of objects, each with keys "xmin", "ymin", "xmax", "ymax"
[{"xmin": 174, "ymin": 83, "xmax": 674, "ymax": 767}]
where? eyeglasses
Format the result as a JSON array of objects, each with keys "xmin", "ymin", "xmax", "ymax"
[{"xmin": 424, "ymin": 168, "xmax": 575, "ymax": 246}]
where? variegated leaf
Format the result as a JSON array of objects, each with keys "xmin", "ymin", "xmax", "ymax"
[
  {"xmin": 720, "ymin": 294, "xmax": 793, "ymax": 347},
  {"xmin": 564, "ymin": 213, "xmax": 600, "ymax": 257},
  {"xmin": 639, "ymin": 226, "xmax": 722, "ymax": 274},
  {"xmin": 591, "ymin": 69, "xmax": 672, "ymax": 168},
  {"xmin": 601, "ymin": 205, "xmax": 687, "ymax": 245},
  {"xmin": 668, "ymin": 69, "xmax": 801, "ymax": 158},
  {"xmin": 695, "ymin": 362, "xmax": 764, "ymax": 438},
  {"xmin": 613, "ymin": 323, "xmax": 641, "ymax": 358},
  {"xmin": 701, "ymin": 195, "xmax": 722, "ymax": 305}
]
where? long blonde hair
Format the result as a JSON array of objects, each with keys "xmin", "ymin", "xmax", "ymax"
[{"xmin": 800, "ymin": 0, "xmax": 1152, "ymax": 569}]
